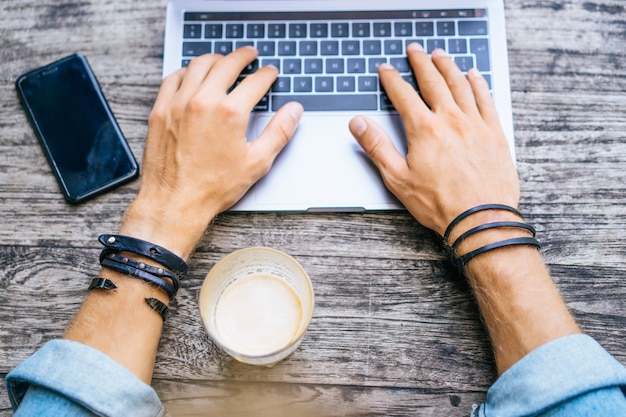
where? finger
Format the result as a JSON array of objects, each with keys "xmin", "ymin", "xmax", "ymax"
[
  {"xmin": 143, "ymin": 68, "xmax": 186, "ymax": 181},
  {"xmin": 467, "ymin": 68, "xmax": 501, "ymax": 128},
  {"xmin": 197, "ymin": 46, "xmax": 259, "ymax": 96},
  {"xmin": 406, "ymin": 42, "xmax": 455, "ymax": 111},
  {"xmin": 150, "ymin": 67, "xmax": 186, "ymax": 124},
  {"xmin": 349, "ymin": 116, "xmax": 408, "ymax": 186},
  {"xmin": 246, "ymin": 101, "xmax": 304, "ymax": 178},
  {"xmin": 227, "ymin": 64, "xmax": 278, "ymax": 109},
  {"xmin": 431, "ymin": 49, "xmax": 480, "ymax": 116},
  {"xmin": 175, "ymin": 54, "xmax": 221, "ymax": 100},
  {"xmin": 378, "ymin": 63, "xmax": 429, "ymax": 131}
]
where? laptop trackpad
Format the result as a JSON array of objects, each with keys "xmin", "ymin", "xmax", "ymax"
[{"xmin": 250, "ymin": 114, "xmax": 406, "ymax": 210}]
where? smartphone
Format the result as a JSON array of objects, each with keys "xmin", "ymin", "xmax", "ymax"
[{"xmin": 16, "ymin": 53, "xmax": 139, "ymax": 204}]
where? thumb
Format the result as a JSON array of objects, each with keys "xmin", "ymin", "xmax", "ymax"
[
  {"xmin": 248, "ymin": 102, "xmax": 303, "ymax": 177},
  {"xmin": 349, "ymin": 116, "xmax": 407, "ymax": 179}
]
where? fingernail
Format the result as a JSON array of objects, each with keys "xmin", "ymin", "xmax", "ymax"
[
  {"xmin": 407, "ymin": 42, "xmax": 424, "ymax": 52},
  {"xmin": 432, "ymin": 48, "xmax": 448, "ymax": 57},
  {"xmin": 379, "ymin": 63, "xmax": 394, "ymax": 71},
  {"xmin": 351, "ymin": 117, "xmax": 368, "ymax": 136},
  {"xmin": 468, "ymin": 68, "xmax": 481, "ymax": 78}
]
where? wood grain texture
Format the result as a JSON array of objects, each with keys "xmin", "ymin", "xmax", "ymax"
[{"xmin": 1, "ymin": 0, "xmax": 626, "ymax": 415}]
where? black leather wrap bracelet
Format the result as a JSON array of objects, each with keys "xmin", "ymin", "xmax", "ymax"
[
  {"xmin": 456, "ymin": 236, "xmax": 541, "ymax": 275},
  {"xmin": 99, "ymin": 249, "xmax": 180, "ymax": 292},
  {"xmin": 443, "ymin": 204, "xmax": 540, "ymax": 275},
  {"xmin": 100, "ymin": 257, "xmax": 177, "ymax": 299},
  {"xmin": 443, "ymin": 204, "xmax": 524, "ymax": 246},
  {"xmin": 98, "ymin": 234, "xmax": 188, "ymax": 275}
]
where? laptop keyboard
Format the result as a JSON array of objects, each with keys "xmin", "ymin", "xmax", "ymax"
[{"xmin": 180, "ymin": 10, "xmax": 491, "ymax": 112}]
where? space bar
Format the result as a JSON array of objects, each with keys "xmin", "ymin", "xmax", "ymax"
[{"xmin": 271, "ymin": 94, "xmax": 378, "ymax": 111}]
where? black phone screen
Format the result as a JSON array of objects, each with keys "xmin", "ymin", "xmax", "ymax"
[{"xmin": 16, "ymin": 54, "xmax": 138, "ymax": 203}]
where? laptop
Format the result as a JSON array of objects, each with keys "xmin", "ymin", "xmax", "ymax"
[{"xmin": 163, "ymin": 0, "xmax": 514, "ymax": 211}]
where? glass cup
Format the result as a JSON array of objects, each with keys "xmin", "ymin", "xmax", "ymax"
[{"xmin": 199, "ymin": 247, "xmax": 314, "ymax": 366}]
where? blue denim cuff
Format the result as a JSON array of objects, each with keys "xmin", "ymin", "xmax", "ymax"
[
  {"xmin": 6, "ymin": 339, "xmax": 165, "ymax": 417},
  {"xmin": 476, "ymin": 334, "xmax": 626, "ymax": 417}
]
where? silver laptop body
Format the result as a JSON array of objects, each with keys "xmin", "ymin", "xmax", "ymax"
[{"xmin": 163, "ymin": 0, "xmax": 514, "ymax": 212}]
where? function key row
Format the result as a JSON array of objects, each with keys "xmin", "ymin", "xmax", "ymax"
[{"xmin": 183, "ymin": 20, "xmax": 488, "ymax": 39}]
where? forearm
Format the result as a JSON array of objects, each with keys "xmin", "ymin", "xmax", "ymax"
[
  {"xmin": 449, "ymin": 210, "xmax": 580, "ymax": 374},
  {"xmin": 63, "ymin": 267, "xmax": 168, "ymax": 383},
  {"xmin": 63, "ymin": 200, "xmax": 215, "ymax": 383}
]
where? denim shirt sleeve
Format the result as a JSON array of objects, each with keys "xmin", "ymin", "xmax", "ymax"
[
  {"xmin": 474, "ymin": 334, "xmax": 626, "ymax": 417},
  {"xmin": 6, "ymin": 339, "xmax": 166, "ymax": 417}
]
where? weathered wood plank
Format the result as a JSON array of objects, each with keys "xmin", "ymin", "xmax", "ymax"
[{"xmin": 1, "ymin": 0, "xmax": 626, "ymax": 416}]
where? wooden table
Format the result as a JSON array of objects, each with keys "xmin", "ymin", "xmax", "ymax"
[{"xmin": 1, "ymin": 1, "xmax": 626, "ymax": 415}]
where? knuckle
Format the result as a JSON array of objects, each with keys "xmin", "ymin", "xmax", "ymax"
[
  {"xmin": 186, "ymin": 95, "xmax": 211, "ymax": 115},
  {"xmin": 148, "ymin": 105, "xmax": 167, "ymax": 128},
  {"xmin": 216, "ymin": 99, "xmax": 244, "ymax": 120}
]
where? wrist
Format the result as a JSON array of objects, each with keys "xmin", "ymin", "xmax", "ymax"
[{"xmin": 119, "ymin": 198, "xmax": 217, "ymax": 260}]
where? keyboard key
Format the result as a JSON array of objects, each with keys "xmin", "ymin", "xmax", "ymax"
[
  {"xmin": 394, "ymin": 22, "xmax": 413, "ymax": 37},
  {"xmin": 315, "ymin": 77, "xmax": 334, "ymax": 92},
  {"xmin": 320, "ymin": 40, "xmax": 339, "ymax": 56},
  {"xmin": 326, "ymin": 58, "xmax": 345, "ymax": 74},
  {"xmin": 183, "ymin": 42, "xmax": 211, "ymax": 56},
  {"xmin": 215, "ymin": 41, "xmax": 233, "ymax": 54},
  {"xmin": 225, "ymin": 24, "xmax": 244, "ymax": 38},
  {"xmin": 406, "ymin": 39, "xmax": 424, "ymax": 49},
  {"xmin": 294, "ymin": 76, "xmax": 313, "ymax": 92},
  {"xmin": 289, "ymin": 23, "xmax": 307, "ymax": 38},
  {"xmin": 205, "ymin": 24, "xmax": 223, "ymax": 39},
  {"xmin": 283, "ymin": 59, "xmax": 302, "ymax": 74},
  {"xmin": 342, "ymin": 40, "xmax": 360, "ymax": 55},
  {"xmin": 373, "ymin": 22, "xmax": 392, "ymax": 37},
  {"xmin": 384, "ymin": 40, "xmax": 403, "ymax": 55},
  {"xmin": 300, "ymin": 41, "xmax": 318, "ymax": 56},
  {"xmin": 331, "ymin": 23, "xmax": 349, "ymax": 37},
  {"xmin": 271, "ymin": 94, "xmax": 378, "ymax": 111},
  {"xmin": 448, "ymin": 38, "xmax": 467, "ymax": 54},
  {"xmin": 242, "ymin": 59, "xmax": 259, "ymax": 74},
  {"xmin": 380, "ymin": 93, "xmax": 395, "ymax": 110},
  {"xmin": 369, "ymin": 58, "xmax": 387, "ymax": 73},
  {"xmin": 352, "ymin": 22, "xmax": 370, "ymax": 37},
  {"xmin": 268, "ymin": 23, "xmax": 286, "ymax": 38},
  {"xmin": 184, "ymin": 24, "xmax": 202, "ymax": 39},
  {"xmin": 257, "ymin": 41, "xmax": 276, "ymax": 56},
  {"xmin": 363, "ymin": 40, "xmax": 382, "ymax": 55},
  {"xmin": 358, "ymin": 76, "xmax": 379, "ymax": 92},
  {"xmin": 262, "ymin": 58, "xmax": 280, "ymax": 72},
  {"xmin": 482, "ymin": 73, "xmax": 492, "ymax": 89},
  {"xmin": 454, "ymin": 56, "xmax": 474, "ymax": 71},
  {"xmin": 304, "ymin": 58, "xmax": 323, "ymax": 74},
  {"xmin": 272, "ymin": 77, "xmax": 291, "ymax": 92},
  {"xmin": 336, "ymin": 76, "xmax": 356, "ymax": 92},
  {"xmin": 278, "ymin": 41, "xmax": 297, "ymax": 56},
  {"xmin": 459, "ymin": 20, "xmax": 488, "ymax": 35},
  {"xmin": 390, "ymin": 57, "xmax": 410, "ymax": 73},
  {"xmin": 427, "ymin": 39, "xmax": 446, "ymax": 53},
  {"xmin": 437, "ymin": 21, "xmax": 456, "ymax": 36},
  {"xmin": 470, "ymin": 38, "xmax": 490, "ymax": 71},
  {"xmin": 416, "ymin": 21, "xmax": 434, "ymax": 36},
  {"xmin": 347, "ymin": 58, "xmax": 366, "ymax": 73},
  {"xmin": 310, "ymin": 23, "xmax": 328, "ymax": 38},
  {"xmin": 247, "ymin": 23, "xmax": 265, "ymax": 38},
  {"xmin": 181, "ymin": 59, "xmax": 191, "ymax": 67},
  {"xmin": 254, "ymin": 95, "xmax": 269, "ymax": 112}
]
